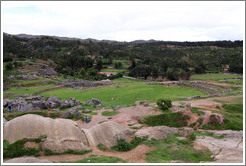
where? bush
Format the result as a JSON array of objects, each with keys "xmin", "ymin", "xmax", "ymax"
[
  {"xmin": 157, "ymin": 99, "xmax": 172, "ymax": 111},
  {"xmin": 3, "ymin": 138, "xmax": 40, "ymax": 158},
  {"xmin": 144, "ymin": 112, "xmax": 189, "ymax": 127},
  {"xmin": 6, "ymin": 62, "xmax": 13, "ymax": 70},
  {"xmin": 97, "ymin": 143, "xmax": 107, "ymax": 151},
  {"xmin": 111, "ymin": 138, "xmax": 132, "ymax": 152}
]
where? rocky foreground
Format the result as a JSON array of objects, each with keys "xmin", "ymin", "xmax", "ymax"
[{"xmin": 3, "ymin": 112, "xmax": 243, "ymax": 163}]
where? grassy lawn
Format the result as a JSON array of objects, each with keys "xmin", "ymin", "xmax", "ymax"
[
  {"xmin": 40, "ymin": 85, "xmax": 207, "ymax": 106},
  {"xmin": 63, "ymin": 155, "xmax": 126, "ymax": 163},
  {"xmin": 112, "ymin": 77, "xmax": 146, "ymax": 83},
  {"xmin": 191, "ymin": 73, "xmax": 243, "ymax": 81},
  {"xmin": 101, "ymin": 69, "xmax": 127, "ymax": 73},
  {"xmin": 102, "ymin": 111, "xmax": 119, "ymax": 116},
  {"xmin": 4, "ymin": 84, "xmax": 56, "ymax": 99},
  {"xmin": 145, "ymin": 135, "xmax": 213, "ymax": 163}
]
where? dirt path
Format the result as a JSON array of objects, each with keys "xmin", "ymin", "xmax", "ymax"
[{"xmin": 37, "ymin": 145, "xmax": 156, "ymax": 163}]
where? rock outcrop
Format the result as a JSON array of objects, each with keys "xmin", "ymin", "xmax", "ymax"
[
  {"xmin": 135, "ymin": 126, "xmax": 179, "ymax": 140},
  {"xmin": 85, "ymin": 98, "xmax": 103, "ymax": 107},
  {"xmin": 194, "ymin": 130, "xmax": 243, "ymax": 163},
  {"xmin": 84, "ymin": 121, "xmax": 134, "ymax": 147},
  {"xmin": 4, "ymin": 157, "xmax": 52, "ymax": 163},
  {"xmin": 3, "ymin": 114, "xmax": 90, "ymax": 153}
]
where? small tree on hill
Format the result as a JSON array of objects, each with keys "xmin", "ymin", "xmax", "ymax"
[{"xmin": 157, "ymin": 99, "xmax": 172, "ymax": 111}]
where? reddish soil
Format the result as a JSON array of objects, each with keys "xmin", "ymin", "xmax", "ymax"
[{"xmin": 37, "ymin": 145, "xmax": 156, "ymax": 163}]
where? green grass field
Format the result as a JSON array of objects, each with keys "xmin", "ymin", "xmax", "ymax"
[
  {"xmin": 112, "ymin": 77, "xmax": 146, "ymax": 83},
  {"xmin": 4, "ymin": 84, "xmax": 56, "ymax": 99},
  {"xmin": 100, "ymin": 69, "xmax": 127, "ymax": 73},
  {"xmin": 40, "ymin": 84, "xmax": 206, "ymax": 106},
  {"xmin": 191, "ymin": 73, "xmax": 243, "ymax": 81}
]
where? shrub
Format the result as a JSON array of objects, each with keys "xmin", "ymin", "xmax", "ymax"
[
  {"xmin": 111, "ymin": 138, "xmax": 132, "ymax": 152},
  {"xmin": 3, "ymin": 138, "xmax": 40, "ymax": 158},
  {"xmin": 157, "ymin": 99, "xmax": 172, "ymax": 111},
  {"xmin": 144, "ymin": 112, "xmax": 189, "ymax": 127},
  {"xmin": 97, "ymin": 143, "xmax": 107, "ymax": 151}
]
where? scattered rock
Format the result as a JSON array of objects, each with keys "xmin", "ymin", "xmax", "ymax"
[
  {"xmin": 143, "ymin": 103, "xmax": 149, "ymax": 107},
  {"xmin": 115, "ymin": 105, "xmax": 120, "ymax": 110}
]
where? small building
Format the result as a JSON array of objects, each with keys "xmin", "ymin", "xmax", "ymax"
[
  {"xmin": 98, "ymin": 72, "xmax": 117, "ymax": 77},
  {"xmin": 223, "ymin": 65, "xmax": 230, "ymax": 72},
  {"xmin": 107, "ymin": 66, "xmax": 114, "ymax": 69}
]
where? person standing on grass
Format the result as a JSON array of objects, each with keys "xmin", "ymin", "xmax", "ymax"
[{"xmin": 8, "ymin": 105, "xmax": 12, "ymax": 112}]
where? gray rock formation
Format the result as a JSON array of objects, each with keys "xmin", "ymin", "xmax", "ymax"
[
  {"xmin": 4, "ymin": 157, "xmax": 52, "ymax": 163},
  {"xmin": 23, "ymin": 104, "xmax": 33, "ymax": 112},
  {"xmin": 84, "ymin": 121, "xmax": 134, "ymax": 147},
  {"xmin": 61, "ymin": 105, "xmax": 83, "ymax": 118},
  {"xmin": 31, "ymin": 101, "xmax": 46, "ymax": 110},
  {"xmin": 194, "ymin": 130, "xmax": 243, "ymax": 163},
  {"xmin": 85, "ymin": 98, "xmax": 103, "ymax": 107},
  {"xmin": 47, "ymin": 96, "xmax": 62, "ymax": 104},
  {"xmin": 3, "ymin": 114, "xmax": 90, "ymax": 153}
]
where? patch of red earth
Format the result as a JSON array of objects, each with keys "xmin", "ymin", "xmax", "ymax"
[
  {"xmin": 76, "ymin": 106, "xmax": 162, "ymax": 129},
  {"xmin": 37, "ymin": 145, "xmax": 156, "ymax": 163}
]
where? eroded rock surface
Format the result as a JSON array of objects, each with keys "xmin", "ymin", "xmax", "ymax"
[
  {"xmin": 194, "ymin": 130, "xmax": 243, "ymax": 163},
  {"xmin": 3, "ymin": 114, "xmax": 90, "ymax": 153},
  {"xmin": 84, "ymin": 121, "xmax": 134, "ymax": 147},
  {"xmin": 135, "ymin": 126, "xmax": 179, "ymax": 140},
  {"xmin": 4, "ymin": 157, "xmax": 52, "ymax": 163}
]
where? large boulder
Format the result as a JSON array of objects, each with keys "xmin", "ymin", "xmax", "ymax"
[
  {"xmin": 45, "ymin": 101, "xmax": 59, "ymax": 109},
  {"xmin": 60, "ymin": 100, "xmax": 70, "ymax": 109},
  {"xmin": 23, "ymin": 104, "xmax": 34, "ymax": 112},
  {"xmin": 135, "ymin": 126, "xmax": 179, "ymax": 140},
  {"xmin": 3, "ymin": 99, "xmax": 28, "ymax": 112},
  {"xmin": 61, "ymin": 105, "xmax": 82, "ymax": 118},
  {"xmin": 31, "ymin": 101, "xmax": 46, "ymax": 110},
  {"xmin": 3, "ymin": 114, "xmax": 90, "ymax": 153},
  {"xmin": 194, "ymin": 130, "xmax": 243, "ymax": 163},
  {"xmin": 85, "ymin": 98, "xmax": 103, "ymax": 107},
  {"xmin": 47, "ymin": 96, "xmax": 62, "ymax": 105},
  {"xmin": 84, "ymin": 121, "xmax": 134, "ymax": 147},
  {"xmin": 4, "ymin": 157, "xmax": 52, "ymax": 163}
]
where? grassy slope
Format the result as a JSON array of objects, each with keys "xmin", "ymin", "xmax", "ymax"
[
  {"xmin": 40, "ymin": 85, "xmax": 206, "ymax": 106},
  {"xmin": 191, "ymin": 73, "xmax": 243, "ymax": 81}
]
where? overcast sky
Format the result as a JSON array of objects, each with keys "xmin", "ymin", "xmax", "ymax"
[{"xmin": 1, "ymin": 1, "xmax": 245, "ymax": 42}]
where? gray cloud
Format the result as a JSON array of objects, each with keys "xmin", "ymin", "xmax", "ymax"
[{"xmin": 2, "ymin": 1, "xmax": 244, "ymax": 41}]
